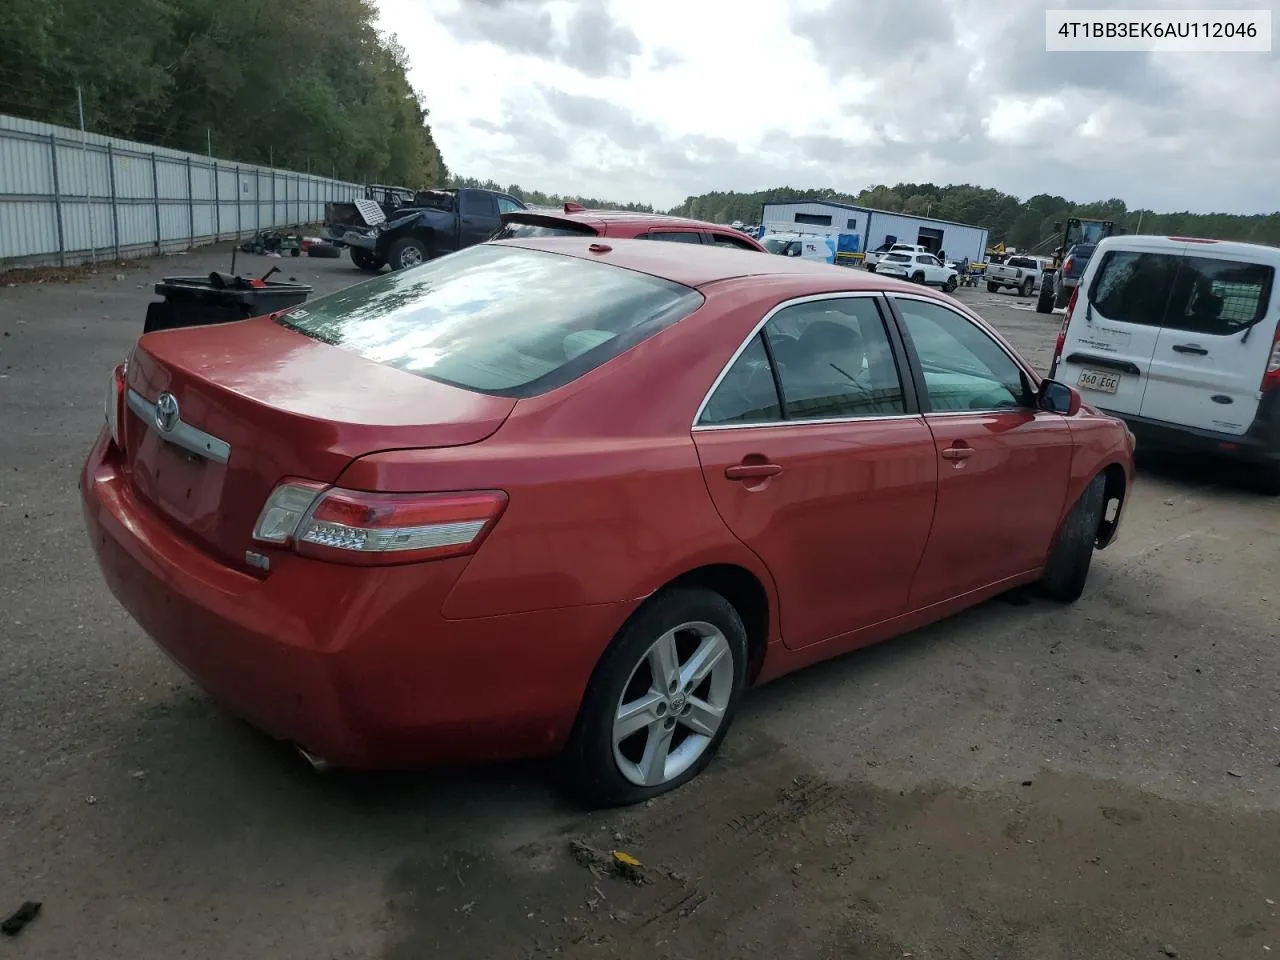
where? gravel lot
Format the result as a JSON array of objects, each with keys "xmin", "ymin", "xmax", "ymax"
[{"xmin": 1, "ymin": 246, "xmax": 1277, "ymax": 959}]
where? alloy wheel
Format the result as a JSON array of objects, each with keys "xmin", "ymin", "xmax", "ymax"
[{"xmin": 611, "ymin": 621, "xmax": 735, "ymax": 787}]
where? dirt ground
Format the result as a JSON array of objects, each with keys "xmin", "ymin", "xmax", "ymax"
[{"xmin": 0, "ymin": 248, "xmax": 1277, "ymax": 959}]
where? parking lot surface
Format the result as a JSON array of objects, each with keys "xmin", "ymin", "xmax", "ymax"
[{"xmin": 1, "ymin": 248, "xmax": 1277, "ymax": 959}]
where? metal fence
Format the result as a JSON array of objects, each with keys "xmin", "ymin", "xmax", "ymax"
[{"xmin": 0, "ymin": 113, "xmax": 363, "ymax": 271}]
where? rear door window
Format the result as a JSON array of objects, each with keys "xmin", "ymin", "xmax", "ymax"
[
  {"xmin": 1163, "ymin": 255, "xmax": 1274, "ymax": 335},
  {"xmin": 460, "ymin": 191, "xmax": 497, "ymax": 218},
  {"xmin": 277, "ymin": 244, "xmax": 703, "ymax": 398},
  {"xmin": 697, "ymin": 297, "xmax": 907, "ymax": 426},
  {"xmin": 707, "ymin": 232, "xmax": 760, "ymax": 251},
  {"xmin": 647, "ymin": 231, "xmax": 704, "ymax": 244}
]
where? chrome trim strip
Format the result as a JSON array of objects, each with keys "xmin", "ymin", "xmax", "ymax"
[
  {"xmin": 692, "ymin": 413, "xmax": 920, "ymax": 433},
  {"xmin": 690, "ymin": 291, "xmax": 888, "ymax": 429},
  {"xmin": 126, "ymin": 388, "xmax": 232, "ymax": 464}
]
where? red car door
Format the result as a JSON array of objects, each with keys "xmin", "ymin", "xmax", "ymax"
[
  {"xmin": 887, "ymin": 295, "xmax": 1074, "ymax": 608},
  {"xmin": 692, "ymin": 294, "xmax": 938, "ymax": 650}
]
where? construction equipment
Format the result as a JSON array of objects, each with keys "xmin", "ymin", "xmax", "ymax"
[{"xmin": 1036, "ymin": 217, "xmax": 1121, "ymax": 313}]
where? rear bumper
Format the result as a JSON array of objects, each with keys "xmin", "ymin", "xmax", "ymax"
[
  {"xmin": 80, "ymin": 431, "xmax": 629, "ymax": 768},
  {"xmin": 1101, "ymin": 393, "xmax": 1280, "ymax": 464}
]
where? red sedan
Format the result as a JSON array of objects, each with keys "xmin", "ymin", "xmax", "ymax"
[
  {"xmin": 492, "ymin": 202, "xmax": 769, "ymax": 252},
  {"xmin": 82, "ymin": 237, "xmax": 1134, "ymax": 807}
]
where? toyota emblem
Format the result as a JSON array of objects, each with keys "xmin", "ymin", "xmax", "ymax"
[{"xmin": 154, "ymin": 392, "xmax": 180, "ymax": 433}]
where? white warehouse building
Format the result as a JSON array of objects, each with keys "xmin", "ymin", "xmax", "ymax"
[{"xmin": 759, "ymin": 200, "xmax": 990, "ymax": 264}]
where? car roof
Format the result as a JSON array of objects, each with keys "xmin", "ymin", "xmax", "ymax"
[
  {"xmin": 1093, "ymin": 234, "xmax": 1280, "ymax": 263},
  {"xmin": 506, "ymin": 207, "xmax": 751, "ymax": 234},
  {"xmin": 492, "ymin": 236, "xmax": 936, "ymax": 294}
]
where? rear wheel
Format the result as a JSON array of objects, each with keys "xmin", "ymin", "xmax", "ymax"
[
  {"xmin": 388, "ymin": 236, "xmax": 429, "ymax": 270},
  {"xmin": 1020, "ymin": 277, "xmax": 1034, "ymax": 298},
  {"xmin": 1036, "ymin": 276, "xmax": 1055, "ymax": 313},
  {"xmin": 987, "ymin": 282, "xmax": 999, "ymax": 293},
  {"xmin": 349, "ymin": 247, "xmax": 384, "ymax": 272},
  {"xmin": 1039, "ymin": 473, "xmax": 1108, "ymax": 603},
  {"xmin": 563, "ymin": 588, "xmax": 748, "ymax": 808},
  {"xmin": 912, "ymin": 271, "xmax": 926, "ymax": 284}
]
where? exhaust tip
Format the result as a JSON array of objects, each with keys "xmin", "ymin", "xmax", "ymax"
[{"xmin": 295, "ymin": 745, "xmax": 333, "ymax": 773}]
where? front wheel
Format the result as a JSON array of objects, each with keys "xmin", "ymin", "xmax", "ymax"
[
  {"xmin": 1039, "ymin": 473, "xmax": 1107, "ymax": 603},
  {"xmin": 563, "ymin": 588, "xmax": 749, "ymax": 808},
  {"xmin": 388, "ymin": 236, "xmax": 429, "ymax": 270},
  {"xmin": 350, "ymin": 248, "xmax": 384, "ymax": 272},
  {"xmin": 942, "ymin": 276, "xmax": 957, "ymax": 293}
]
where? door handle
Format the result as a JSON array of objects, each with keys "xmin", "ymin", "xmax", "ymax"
[
  {"xmin": 940, "ymin": 443, "xmax": 974, "ymax": 462},
  {"xmin": 725, "ymin": 463, "xmax": 782, "ymax": 481},
  {"xmin": 1172, "ymin": 344, "xmax": 1208, "ymax": 355}
]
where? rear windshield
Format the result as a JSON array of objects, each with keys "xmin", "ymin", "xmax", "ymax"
[
  {"xmin": 1008, "ymin": 257, "xmax": 1037, "ymax": 268},
  {"xmin": 885, "ymin": 253, "xmax": 911, "ymax": 263},
  {"xmin": 1089, "ymin": 250, "xmax": 1275, "ymax": 334},
  {"xmin": 276, "ymin": 244, "xmax": 704, "ymax": 397},
  {"xmin": 491, "ymin": 217, "xmax": 597, "ymax": 241}
]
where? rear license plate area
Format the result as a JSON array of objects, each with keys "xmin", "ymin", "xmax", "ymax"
[{"xmin": 1077, "ymin": 368, "xmax": 1120, "ymax": 394}]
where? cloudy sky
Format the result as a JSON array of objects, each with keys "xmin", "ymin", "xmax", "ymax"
[{"xmin": 374, "ymin": 0, "xmax": 1279, "ymax": 213}]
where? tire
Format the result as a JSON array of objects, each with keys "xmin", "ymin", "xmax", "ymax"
[
  {"xmin": 1036, "ymin": 278, "xmax": 1055, "ymax": 314},
  {"xmin": 1254, "ymin": 461, "xmax": 1280, "ymax": 496},
  {"xmin": 349, "ymin": 247, "xmax": 383, "ymax": 271},
  {"xmin": 290, "ymin": 247, "xmax": 301, "ymax": 258},
  {"xmin": 1039, "ymin": 473, "xmax": 1108, "ymax": 603},
  {"xmin": 1020, "ymin": 278, "xmax": 1034, "ymax": 298},
  {"xmin": 942, "ymin": 276, "xmax": 957, "ymax": 293},
  {"xmin": 912, "ymin": 271, "xmax": 926, "ymax": 284},
  {"xmin": 563, "ymin": 587, "xmax": 749, "ymax": 808},
  {"xmin": 1055, "ymin": 280, "xmax": 1072, "ymax": 309},
  {"xmin": 987, "ymin": 282, "xmax": 999, "ymax": 293},
  {"xmin": 307, "ymin": 243, "xmax": 341, "ymax": 259},
  {"xmin": 388, "ymin": 236, "xmax": 429, "ymax": 270}
]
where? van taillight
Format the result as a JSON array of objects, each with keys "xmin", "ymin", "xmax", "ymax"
[
  {"xmin": 1262, "ymin": 324, "xmax": 1280, "ymax": 393},
  {"xmin": 252, "ymin": 483, "xmax": 508, "ymax": 566},
  {"xmin": 1052, "ymin": 286, "xmax": 1080, "ymax": 369}
]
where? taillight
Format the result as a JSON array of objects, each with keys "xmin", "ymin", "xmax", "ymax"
[
  {"xmin": 1052, "ymin": 286, "xmax": 1080, "ymax": 369},
  {"xmin": 252, "ymin": 483, "xmax": 508, "ymax": 566},
  {"xmin": 1262, "ymin": 323, "xmax": 1280, "ymax": 393},
  {"xmin": 1063, "ymin": 256, "xmax": 1075, "ymax": 275},
  {"xmin": 104, "ymin": 363, "xmax": 126, "ymax": 448}
]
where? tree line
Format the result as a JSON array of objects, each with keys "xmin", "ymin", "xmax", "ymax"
[
  {"xmin": 667, "ymin": 184, "xmax": 1280, "ymax": 250},
  {"xmin": 0, "ymin": 0, "xmax": 447, "ymax": 186}
]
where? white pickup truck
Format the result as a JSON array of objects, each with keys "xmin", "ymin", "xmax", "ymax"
[{"xmin": 985, "ymin": 255, "xmax": 1045, "ymax": 297}]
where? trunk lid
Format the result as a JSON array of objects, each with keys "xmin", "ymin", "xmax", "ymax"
[{"xmin": 122, "ymin": 318, "xmax": 515, "ymax": 570}]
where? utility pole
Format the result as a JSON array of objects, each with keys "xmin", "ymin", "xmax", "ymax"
[
  {"xmin": 1135, "ymin": 210, "xmax": 1144, "ymax": 234},
  {"xmin": 77, "ymin": 85, "xmax": 98, "ymax": 264}
]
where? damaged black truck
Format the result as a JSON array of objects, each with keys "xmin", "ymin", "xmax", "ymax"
[{"xmin": 323, "ymin": 187, "xmax": 527, "ymax": 272}]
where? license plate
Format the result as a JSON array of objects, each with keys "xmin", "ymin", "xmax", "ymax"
[{"xmin": 1077, "ymin": 368, "xmax": 1120, "ymax": 394}]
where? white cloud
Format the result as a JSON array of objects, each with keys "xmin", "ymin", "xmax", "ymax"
[{"xmin": 375, "ymin": 0, "xmax": 1280, "ymax": 213}]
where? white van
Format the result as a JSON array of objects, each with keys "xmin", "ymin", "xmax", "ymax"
[{"xmin": 1049, "ymin": 235, "xmax": 1280, "ymax": 493}]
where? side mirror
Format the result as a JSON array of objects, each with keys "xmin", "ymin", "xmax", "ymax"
[{"xmin": 1038, "ymin": 378, "xmax": 1081, "ymax": 416}]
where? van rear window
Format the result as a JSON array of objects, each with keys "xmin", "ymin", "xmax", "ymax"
[{"xmin": 1089, "ymin": 250, "xmax": 1275, "ymax": 335}]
